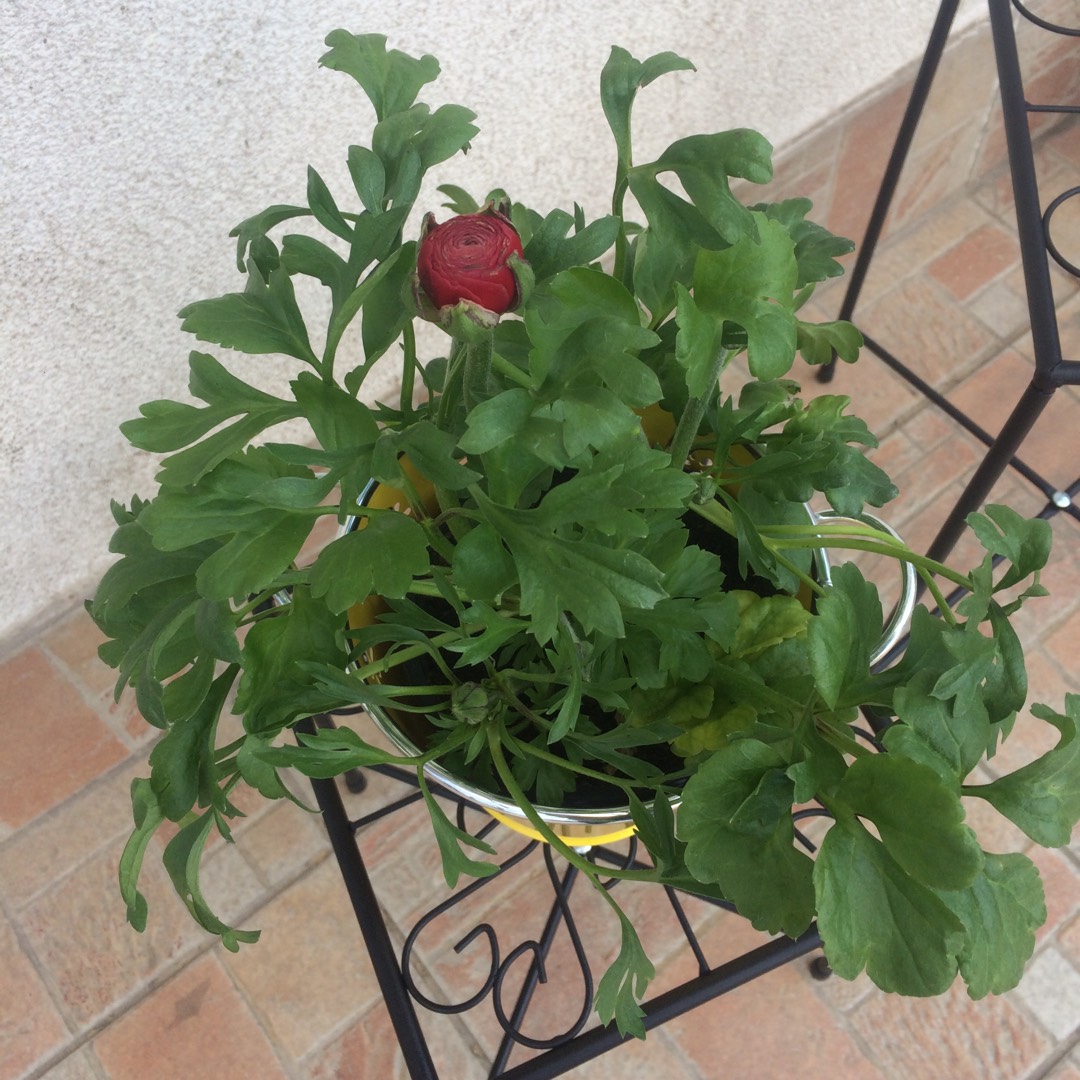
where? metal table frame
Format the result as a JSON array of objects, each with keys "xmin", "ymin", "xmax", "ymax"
[{"xmin": 306, "ymin": 4, "xmax": 1080, "ymax": 1074}]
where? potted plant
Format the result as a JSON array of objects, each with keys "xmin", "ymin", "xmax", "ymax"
[{"xmin": 90, "ymin": 30, "xmax": 1080, "ymax": 1040}]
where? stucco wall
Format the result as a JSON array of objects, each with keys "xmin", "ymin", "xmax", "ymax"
[{"xmin": 1, "ymin": 0, "xmax": 985, "ymax": 647}]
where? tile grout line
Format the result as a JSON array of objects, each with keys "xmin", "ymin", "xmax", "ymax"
[{"xmin": 11, "ymin": 843, "xmax": 336, "ymax": 1080}]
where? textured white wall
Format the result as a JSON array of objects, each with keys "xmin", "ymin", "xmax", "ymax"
[{"xmin": 1, "ymin": 0, "xmax": 984, "ymax": 646}]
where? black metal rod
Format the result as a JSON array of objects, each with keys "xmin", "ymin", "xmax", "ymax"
[
  {"xmin": 300, "ymin": 721, "xmax": 442, "ymax": 1080},
  {"xmin": 859, "ymin": 331, "xmax": 1057, "ymax": 501},
  {"xmin": 989, "ymin": 0, "xmax": 1066, "ymax": 382},
  {"xmin": 920, "ymin": 1, "xmax": 1073, "ymax": 565},
  {"xmin": 926, "ymin": 378, "xmax": 1056, "ymax": 564},
  {"xmin": 495, "ymin": 929, "xmax": 823, "ymax": 1080},
  {"xmin": 819, "ymin": 0, "xmax": 962, "ymax": 381},
  {"xmin": 490, "ymin": 862, "xmax": 582, "ymax": 1074}
]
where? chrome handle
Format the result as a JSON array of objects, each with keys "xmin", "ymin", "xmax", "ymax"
[{"xmin": 812, "ymin": 509, "xmax": 919, "ymax": 668}]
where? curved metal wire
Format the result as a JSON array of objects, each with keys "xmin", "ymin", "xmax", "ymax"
[
  {"xmin": 1043, "ymin": 186, "xmax": 1080, "ymax": 278},
  {"xmin": 489, "ymin": 846, "xmax": 596, "ymax": 1050},
  {"xmin": 400, "ymin": 837, "xmax": 539, "ymax": 1014},
  {"xmin": 1010, "ymin": 0, "xmax": 1080, "ymax": 36}
]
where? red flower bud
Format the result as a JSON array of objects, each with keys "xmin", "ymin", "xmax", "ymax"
[{"xmin": 416, "ymin": 208, "xmax": 525, "ymax": 315}]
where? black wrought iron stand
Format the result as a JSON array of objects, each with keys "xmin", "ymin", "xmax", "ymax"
[
  {"xmin": 305, "ymin": 3, "xmax": 1079, "ymax": 1075},
  {"xmin": 824, "ymin": 0, "xmax": 1080, "ymax": 564},
  {"xmin": 301, "ymin": 724, "xmax": 826, "ymax": 1079}
]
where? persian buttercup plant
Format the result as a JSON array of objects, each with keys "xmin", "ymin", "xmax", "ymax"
[{"xmin": 90, "ymin": 32, "xmax": 1080, "ymax": 1039}]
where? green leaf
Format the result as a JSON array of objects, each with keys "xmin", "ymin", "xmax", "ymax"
[
  {"xmin": 451, "ymin": 522, "xmax": 516, "ymax": 604},
  {"xmin": 310, "ymin": 512, "xmax": 430, "ymax": 613},
  {"xmin": 593, "ymin": 907, "xmax": 654, "ymax": 1040},
  {"xmin": 679, "ymin": 741, "xmax": 815, "ymax": 935},
  {"xmin": 280, "ymin": 233, "xmax": 351, "ymax": 304},
  {"xmin": 361, "ymin": 242, "xmax": 417, "ymax": 365},
  {"xmin": 320, "ymin": 31, "xmax": 440, "ymax": 121},
  {"xmin": 522, "ymin": 209, "xmax": 621, "ymax": 282},
  {"xmin": 968, "ymin": 695, "xmax": 1080, "ymax": 845},
  {"xmin": 291, "ymin": 370, "xmax": 379, "ymax": 452},
  {"xmin": 196, "ymin": 520, "xmax": 307, "ymax": 602},
  {"xmin": 751, "ymin": 395, "xmax": 897, "ymax": 515},
  {"xmin": 118, "ymin": 778, "xmax": 166, "ymax": 931},
  {"xmin": 229, "ymin": 204, "xmax": 310, "ymax": 272},
  {"xmin": 938, "ymin": 852, "xmax": 1045, "ymax": 998},
  {"xmin": 148, "ymin": 664, "xmax": 236, "ymax": 821},
  {"xmin": 889, "ymin": 671, "xmax": 992, "ymax": 780},
  {"xmin": 411, "ymin": 103, "xmax": 479, "ymax": 170},
  {"xmin": 236, "ymin": 733, "xmax": 314, "ymax": 806},
  {"xmin": 933, "ymin": 624, "xmax": 998, "ymax": 702},
  {"xmin": 437, "ymin": 183, "xmax": 480, "ymax": 214},
  {"xmin": 162, "ymin": 810, "xmax": 260, "ymax": 952},
  {"xmin": 347, "ymin": 144, "xmax": 386, "ymax": 212},
  {"xmin": 307, "ymin": 165, "xmax": 353, "ymax": 241},
  {"xmin": 967, "ymin": 504, "xmax": 1052, "ymax": 592},
  {"xmin": 178, "ymin": 264, "xmax": 318, "ymax": 367},
  {"xmin": 754, "ymin": 198, "xmax": 855, "ymax": 287},
  {"xmin": 256, "ymin": 723, "xmax": 410, "ymax": 777},
  {"xmin": 646, "ymin": 131, "xmax": 773, "ymax": 243},
  {"xmin": 525, "ymin": 268, "xmax": 661, "ymax": 407},
  {"xmin": 834, "ymin": 754, "xmax": 984, "ymax": 890},
  {"xmin": 370, "ymin": 104, "xmax": 477, "ymax": 207},
  {"xmin": 458, "ymin": 388, "xmax": 535, "ymax": 455},
  {"xmin": 808, "ymin": 563, "xmax": 881, "ymax": 709},
  {"xmin": 418, "ymin": 773, "xmax": 498, "ymax": 888},
  {"xmin": 372, "ymin": 421, "xmax": 481, "ymax": 491},
  {"xmin": 447, "ymin": 604, "xmax": 529, "ymax": 667},
  {"xmin": 120, "ymin": 399, "xmax": 233, "ymax": 455},
  {"xmin": 796, "ymin": 319, "xmax": 863, "ymax": 366},
  {"xmin": 599, "ymin": 46, "xmax": 695, "ymax": 168},
  {"xmin": 730, "ymin": 591, "xmax": 811, "ymax": 660},
  {"xmin": 691, "ymin": 215, "xmax": 798, "ymax": 379},
  {"xmin": 814, "ymin": 817, "xmax": 965, "ymax": 993},
  {"xmin": 233, "ymin": 588, "xmax": 350, "ymax": 733},
  {"xmin": 474, "ymin": 490, "xmax": 667, "ymax": 641},
  {"xmin": 673, "ymin": 284, "xmax": 723, "ymax": 398},
  {"xmin": 120, "ymin": 352, "xmax": 298, "ymax": 462}
]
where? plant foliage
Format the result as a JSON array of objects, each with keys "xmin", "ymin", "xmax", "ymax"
[{"xmin": 89, "ymin": 32, "xmax": 1079, "ymax": 1040}]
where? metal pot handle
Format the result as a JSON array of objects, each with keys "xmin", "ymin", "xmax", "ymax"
[{"xmin": 812, "ymin": 509, "xmax": 919, "ymax": 668}]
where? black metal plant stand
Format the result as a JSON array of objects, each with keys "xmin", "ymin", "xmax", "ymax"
[
  {"xmin": 823, "ymin": 0, "xmax": 1080, "ymax": 563},
  {"xmin": 305, "ymin": 4, "xmax": 1080, "ymax": 1075}
]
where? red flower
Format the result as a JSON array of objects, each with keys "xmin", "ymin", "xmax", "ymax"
[{"xmin": 417, "ymin": 208, "xmax": 524, "ymax": 314}]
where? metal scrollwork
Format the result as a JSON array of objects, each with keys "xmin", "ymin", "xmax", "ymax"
[
  {"xmin": 395, "ymin": 818, "xmax": 602, "ymax": 1050},
  {"xmin": 1010, "ymin": 0, "xmax": 1080, "ymax": 36}
]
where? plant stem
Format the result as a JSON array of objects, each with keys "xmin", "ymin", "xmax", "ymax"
[
  {"xmin": 490, "ymin": 352, "xmax": 538, "ymax": 390},
  {"xmin": 692, "ymin": 501, "xmax": 973, "ymax": 596},
  {"xmin": 435, "ymin": 341, "xmax": 467, "ymax": 434},
  {"xmin": 462, "ymin": 335, "xmax": 494, "ymax": 413},
  {"xmin": 399, "ymin": 321, "xmax": 417, "ymax": 415},
  {"xmin": 774, "ymin": 535, "xmax": 970, "ymax": 592},
  {"xmin": 668, "ymin": 348, "xmax": 734, "ymax": 467},
  {"xmin": 486, "ymin": 723, "xmax": 658, "ymax": 884}
]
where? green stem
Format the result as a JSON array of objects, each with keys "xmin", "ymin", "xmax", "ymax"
[
  {"xmin": 486, "ymin": 723, "xmax": 658, "ymax": 883},
  {"xmin": 773, "ymin": 549, "xmax": 827, "ymax": 598},
  {"xmin": 400, "ymin": 321, "xmax": 418, "ymax": 415},
  {"xmin": 916, "ymin": 569, "xmax": 959, "ymax": 628},
  {"xmin": 814, "ymin": 716, "xmax": 874, "ymax": 760},
  {"xmin": 668, "ymin": 348, "xmax": 734, "ymax": 467},
  {"xmin": 774, "ymin": 536, "xmax": 970, "ymax": 593},
  {"xmin": 347, "ymin": 632, "xmax": 461, "ymax": 683},
  {"xmin": 463, "ymin": 335, "xmax": 494, "ymax": 413},
  {"xmin": 435, "ymin": 341, "xmax": 467, "ymax": 434},
  {"xmin": 692, "ymin": 501, "xmax": 973, "ymax": 596},
  {"xmin": 612, "ymin": 173, "xmax": 630, "ymax": 283},
  {"xmin": 513, "ymin": 733, "xmax": 691, "ymax": 792},
  {"xmin": 490, "ymin": 352, "xmax": 538, "ymax": 390}
]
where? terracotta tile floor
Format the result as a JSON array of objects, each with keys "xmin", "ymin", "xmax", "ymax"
[{"xmin": 4, "ymin": 123, "xmax": 1080, "ymax": 1080}]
